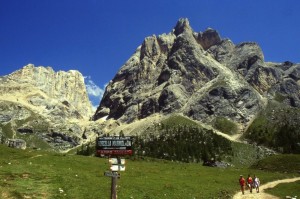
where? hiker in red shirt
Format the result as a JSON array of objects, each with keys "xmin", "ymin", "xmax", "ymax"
[
  {"xmin": 246, "ymin": 174, "xmax": 253, "ymax": 193},
  {"xmin": 239, "ymin": 175, "xmax": 245, "ymax": 195}
]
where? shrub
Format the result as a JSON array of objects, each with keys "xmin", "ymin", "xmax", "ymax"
[{"xmin": 213, "ymin": 117, "xmax": 238, "ymax": 135}]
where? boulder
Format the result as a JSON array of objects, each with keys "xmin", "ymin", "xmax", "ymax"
[{"xmin": 6, "ymin": 139, "xmax": 26, "ymax": 150}]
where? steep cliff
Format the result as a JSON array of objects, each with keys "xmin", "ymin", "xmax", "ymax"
[
  {"xmin": 0, "ymin": 64, "xmax": 95, "ymax": 151},
  {"xmin": 2, "ymin": 64, "xmax": 92, "ymax": 118}
]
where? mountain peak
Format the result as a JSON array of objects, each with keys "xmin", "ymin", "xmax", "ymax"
[
  {"xmin": 198, "ymin": 28, "xmax": 222, "ymax": 50},
  {"xmin": 94, "ymin": 19, "xmax": 300, "ymax": 139},
  {"xmin": 174, "ymin": 18, "xmax": 192, "ymax": 36},
  {"xmin": 23, "ymin": 63, "xmax": 35, "ymax": 69}
]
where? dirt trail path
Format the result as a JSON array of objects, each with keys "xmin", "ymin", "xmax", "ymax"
[
  {"xmin": 29, "ymin": 154, "xmax": 43, "ymax": 159},
  {"xmin": 233, "ymin": 177, "xmax": 300, "ymax": 199}
]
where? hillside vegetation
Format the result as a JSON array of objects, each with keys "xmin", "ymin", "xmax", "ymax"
[
  {"xmin": 244, "ymin": 101, "xmax": 300, "ymax": 153},
  {"xmin": 78, "ymin": 115, "xmax": 276, "ymax": 167},
  {"xmin": 251, "ymin": 154, "xmax": 300, "ymax": 173},
  {"xmin": 1, "ymin": 144, "xmax": 299, "ymax": 199},
  {"xmin": 213, "ymin": 117, "xmax": 238, "ymax": 135},
  {"xmin": 134, "ymin": 115, "xmax": 232, "ymax": 163},
  {"xmin": 127, "ymin": 115, "xmax": 276, "ymax": 167}
]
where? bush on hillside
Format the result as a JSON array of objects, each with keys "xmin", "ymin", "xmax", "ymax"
[
  {"xmin": 213, "ymin": 117, "xmax": 238, "ymax": 135},
  {"xmin": 77, "ymin": 142, "xmax": 95, "ymax": 156}
]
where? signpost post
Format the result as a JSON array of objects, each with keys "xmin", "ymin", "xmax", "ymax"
[
  {"xmin": 111, "ymin": 171, "xmax": 117, "ymax": 199},
  {"xmin": 98, "ymin": 136, "xmax": 133, "ymax": 199}
]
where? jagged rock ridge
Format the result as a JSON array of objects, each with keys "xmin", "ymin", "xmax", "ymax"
[{"xmin": 94, "ymin": 18, "xmax": 300, "ymax": 131}]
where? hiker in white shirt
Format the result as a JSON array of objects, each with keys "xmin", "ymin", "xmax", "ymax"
[{"xmin": 253, "ymin": 174, "xmax": 260, "ymax": 193}]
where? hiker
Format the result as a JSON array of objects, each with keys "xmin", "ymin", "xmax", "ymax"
[
  {"xmin": 239, "ymin": 175, "xmax": 245, "ymax": 195},
  {"xmin": 246, "ymin": 174, "xmax": 253, "ymax": 193},
  {"xmin": 253, "ymin": 174, "xmax": 260, "ymax": 193}
]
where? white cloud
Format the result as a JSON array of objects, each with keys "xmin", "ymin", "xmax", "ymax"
[
  {"xmin": 84, "ymin": 76, "xmax": 108, "ymax": 111},
  {"xmin": 85, "ymin": 78, "xmax": 104, "ymax": 97}
]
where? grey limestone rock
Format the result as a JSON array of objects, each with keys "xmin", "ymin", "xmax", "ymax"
[
  {"xmin": 6, "ymin": 139, "xmax": 26, "ymax": 150},
  {"xmin": 197, "ymin": 28, "xmax": 222, "ymax": 50},
  {"xmin": 93, "ymin": 18, "xmax": 300, "ymax": 131},
  {"xmin": 94, "ymin": 19, "xmax": 270, "ymax": 128}
]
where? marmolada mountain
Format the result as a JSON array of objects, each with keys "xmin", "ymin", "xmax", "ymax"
[{"xmin": 1, "ymin": 18, "xmax": 300, "ymax": 155}]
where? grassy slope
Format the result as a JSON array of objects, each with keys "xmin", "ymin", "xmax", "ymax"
[
  {"xmin": 1, "ymin": 144, "xmax": 299, "ymax": 199},
  {"xmin": 138, "ymin": 115, "xmax": 274, "ymax": 167},
  {"xmin": 251, "ymin": 154, "xmax": 300, "ymax": 173},
  {"xmin": 213, "ymin": 117, "xmax": 238, "ymax": 135},
  {"xmin": 244, "ymin": 100, "xmax": 300, "ymax": 153},
  {"xmin": 264, "ymin": 181, "xmax": 300, "ymax": 198}
]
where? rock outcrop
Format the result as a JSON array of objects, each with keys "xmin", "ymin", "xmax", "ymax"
[
  {"xmin": 2, "ymin": 64, "xmax": 92, "ymax": 119},
  {"xmin": 6, "ymin": 139, "xmax": 26, "ymax": 150},
  {"xmin": 94, "ymin": 18, "xmax": 300, "ymax": 132},
  {"xmin": 0, "ymin": 64, "xmax": 95, "ymax": 151}
]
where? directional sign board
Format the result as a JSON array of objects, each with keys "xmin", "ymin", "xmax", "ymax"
[
  {"xmin": 96, "ymin": 136, "xmax": 133, "ymax": 156},
  {"xmin": 104, "ymin": 171, "xmax": 120, "ymax": 178},
  {"xmin": 109, "ymin": 158, "xmax": 125, "ymax": 165},
  {"xmin": 110, "ymin": 165, "xmax": 126, "ymax": 172}
]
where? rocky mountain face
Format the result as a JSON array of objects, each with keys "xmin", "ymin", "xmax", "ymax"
[
  {"xmin": 3, "ymin": 64, "xmax": 93, "ymax": 118},
  {"xmin": 2, "ymin": 19, "xmax": 299, "ymax": 152},
  {"xmin": 94, "ymin": 18, "xmax": 300, "ymax": 131},
  {"xmin": 0, "ymin": 64, "xmax": 95, "ymax": 150}
]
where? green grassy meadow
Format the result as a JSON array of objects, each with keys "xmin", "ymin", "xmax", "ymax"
[
  {"xmin": 1, "ymin": 144, "xmax": 299, "ymax": 199},
  {"xmin": 264, "ymin": 180, "xmax": 300, "ymax": 198}
]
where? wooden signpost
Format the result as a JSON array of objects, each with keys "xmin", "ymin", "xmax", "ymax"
[{"xmin": 97, "ymin": 136, "xmax": 133, "ymax": 199}]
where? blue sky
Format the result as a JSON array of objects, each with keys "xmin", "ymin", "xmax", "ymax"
[{"xmin": 1, "ymin": 0, "xmax": 300, "ymax": 109}]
